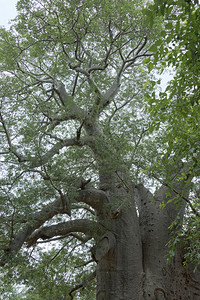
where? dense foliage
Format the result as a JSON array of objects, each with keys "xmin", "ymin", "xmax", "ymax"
[{"xmin": 146, "ymin": 0, "xmax": 200, "ymax": 269}]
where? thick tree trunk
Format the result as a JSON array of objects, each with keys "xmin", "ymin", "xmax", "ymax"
[
  {"xmin": 137, "ymin": 184, "xmax": 200, "ymax": 300},
  {"xmin": 95, "ymin": 186, "xmax": 143, "ymax": 299},
  {"xmin": 94, "ymin": 179, "xmax": 200, "ymax": 300}
]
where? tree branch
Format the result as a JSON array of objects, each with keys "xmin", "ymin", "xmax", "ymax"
[
  {"xmin": 101, "ymin": 75, "xmax": 121, "ymax": 108},
  {"xmin": 69, "ymin": 64, "xmax": 102, "ymax": 101},
  {"xmin": 70, "ymin": 233, "xmax": 91, "ymax": 243},
  {"xmin": 71, "ymin": 204, "xmax": 95, "ymax": 216},
  {"xmin": 53, "ymin": 80, "xmax": 84, "ymax": 120},
  {"xmin": 0, "ymin": 194, "xmax": 70, "ymax": 266},
  {"xmin": 0, "ymin": 186, "xmax": 107, "ymax": 266},
  {"xmin": 27, "ymin": 219, "xmax": 103, "ymax": 247},
  {"xmin": 0, "ymin": 106, "xmax": 91, "ymax": 167},
  {"xmin": 0, "ymin": 109, "xmax": 27, "ymax": 163},
  {"xmin": 69, "ymin": 270, "xmax": 96, "ymax": 300},
  {"xmin": 75, "ymin": 188, "xmax": 108, "ymax": 211},
  {"xmin": 107, "ymin": 97, "xmax": 135, "ymax": 126},
  {"xmin": 29, "ymin": 136, "xmax": 93, "ymax": 167}
]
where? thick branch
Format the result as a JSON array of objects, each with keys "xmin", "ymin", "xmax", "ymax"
[
  {"xmin": 27, "ymin": 219, "xmax": 102, "ymax": 247},
  {"xmin": 0, "ymin": 186, "xmax": 107, "ymax": 266},
  {"xmin": 101, "ymin": 75, "xmax": 121, "ymax": 108},
  {"xmin": 0, "ymin": 195, "xmax": 69, "ymax": 266},
  {"xmin": 53, "ymin": 80, "xmax": 84, "ymax": 120},
  {"xmin": 71, "ymin": 204, "xmax": 95, "ymax": 216},
  {"xmin": 69, "ymin": 65, "xmax": 102, "ymax": 100},
  {"xmin": 75, "ymin": 188, "xmax": 108, "ymax": 211}
]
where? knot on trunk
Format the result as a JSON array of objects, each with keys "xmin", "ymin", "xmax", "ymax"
[
  {"xmin": 154, "ymin": 287, "xmax": 166, "ymax": 300},
  {"xmin": 91, "ymin": 231, "xmax": 116, "ymax": 262}
]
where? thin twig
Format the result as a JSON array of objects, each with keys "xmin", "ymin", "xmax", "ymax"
[
  {"xmin": 153, "ymin": 174, "xmax": 200, "ymax": 218},
  {"xmin": 74, "ymin": 259, "xmax": 94, "ymax": 269},
  {"xmin": 49, "ymin": 237, "xmax": 74, "ymax": 263},
  {"xmin": 69, "ymin": 270, "xmax": 96, "ymax": 300}
]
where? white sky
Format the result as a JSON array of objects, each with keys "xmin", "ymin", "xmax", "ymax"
[{"xmin": 0, "ymin": 0, "xmax": 18, "ymax": 28}]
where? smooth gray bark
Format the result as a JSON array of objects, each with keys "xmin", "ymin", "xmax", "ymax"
[
  {"xmin": 92, "ymin": 179, "xmax": 200, "ymax": 300},
  {"xmin": 95, "ymin": 183, "xmax": 143, "ymax": 300}
]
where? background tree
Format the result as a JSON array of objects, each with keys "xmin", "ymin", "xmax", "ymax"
[
  {"xmin": 148, "ymin": 0, "xmax": 200, "ymax": 271},
  {"xmin": 0, "ymin": 0, "xmax": 199, "ymax": 299}
]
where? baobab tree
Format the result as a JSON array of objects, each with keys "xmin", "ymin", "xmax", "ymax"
[{"xmin": 0, "ymin": 0, "xmax": 199, "ymax": 299}]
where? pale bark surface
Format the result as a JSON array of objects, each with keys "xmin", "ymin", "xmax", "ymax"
[{"xmin": 92, "ymin": 180, "xmax": 200, "ymax": 300}]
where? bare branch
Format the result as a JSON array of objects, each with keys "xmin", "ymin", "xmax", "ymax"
[
  {"xmin": 135, "ymin": 37, "xmax": 148, "ymax": 55},
  {"xmin": 70, "ymin": 233, "xmax": 91, "ymax": 243},
  {"xmin": 69, "ymin": 64, "xmax": 102, "ymax": 100},
  {"xmin": 123, "ymin": 37, "xmax": 151, "ymax": 70},
  {"xmin": 48, "ymin": 237, "xmax": 74, "ymax": 262},
  {"xmin": 97, "ymin": 39, "xmax": 149, "ymax": 110},
  {"xmin": 107, "ymin": 97, "xmax": 135, "ymax": 126},
  {"xmin": 72, "ymin": 73, "xmax": 79, "ymax": 96},
  {"xmin": 69, "ymin": 270, "xmax": 96, "ymax": 300}
]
